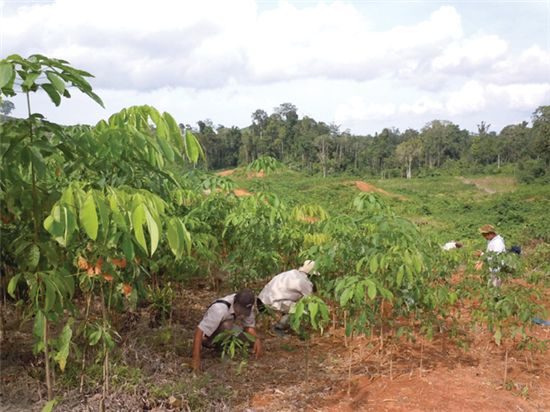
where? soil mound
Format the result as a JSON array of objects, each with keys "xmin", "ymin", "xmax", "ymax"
[
  {"xmin": 351, "ymin": 181, "xmax": 407, "ymax": 200},
  {"xmin": 233, "ymin": 188, "xmax": 252, "ymax": 197}
]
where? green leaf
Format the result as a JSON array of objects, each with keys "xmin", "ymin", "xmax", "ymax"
[
  {"xmin": 293, "ymin": 300, "xmax": 305, "ymax": 320},
  {"xmin": 28, "ymin": 244, "xmax": 41, "ymax": 271},
  {"xmin": 94, "ymin": 193, "xmax": 110, "ymax": 240},
  {"xmin": 413, "ymin": 254, "xmax": 422, "ymax": 273},
  {"xmin": 167, "ymin": 218, "xmax": 180, "ymax": 258},
  {"xmin": 34, "ymin": 310, "xmax": 45, "ymax": 339},
  {"xmin": 79, "ymin": 194, "xmax": 98, "ymax": 240},
  {"xmin": 185, "ymin": 129, "xmax": 202, "ymax": 163},
  {"xmin": 121, "ymin": 233, "xmax": 135, "ymax": 261},
  {"xmin": 366, "ymin": 280, "xmax": 377, "ymax": 300},
  {"xmin": 308, "ymin": 301, "xmax": 319, "ymax": 328},
  {"xmin": 396, "ymin": 265, "xmax": 404, "ymax": 287},
  {"xmin": 145, "ymin": 208, "xmax": 159, "ymax": 256},
  {"xmin": 157, "ymin": 135, "xmax": 175, "ymax": 162},
  {"xmin": 44, "ymin": 215, "xmax": 64, "ymax": 244},
  {"xmin": 163, "ymin": 111, "xmax": 184, "ymax": 151},
  {"xmin": 62, "ymin": 206, "xmax": 76, "ymax": 246},
  {"xmin": 44, "ymin": 279, "xmax": 56, "ymax": 312},
  {"xmin": 46, "ymin": 71, "xmax": 65, "ymax": 94},
  {"xmin": 369, "ymin": 256, "xmax": 378, "ymax": 273},
  {"xmin": 41, "ymin": 83, "xmax": 61, "ymax": 106},
  {"xmin": 132, "ymin": 204, "xmax": 147, "ymax": 254},
  {"xmin": 29, "ymin": 146, "xmax": 46, "ymax": 178},
  {"xmin": 0, "ymin": 62, "xmax": 14, "ymax": 88},
  {"xmin": 41, "ymin": 399, "xmax": 57, "ymax": 412},
  {"xmin": 182, "ymin": 224, "xmax": 192, "ymax": 255},
  {"xmin": 7, "ymin": 273, "xmax": 22, "ymax": 298},
  {"xmin": 340, "ymin": 288, "xmax": 353, "ymax": 306},
  {"xmin": 88, "ymin": 329, "xmax": 102, "ymax": 346},
  {"xmin": 54, "ymin": 320, "xmax": 73, "ymax": 372}
]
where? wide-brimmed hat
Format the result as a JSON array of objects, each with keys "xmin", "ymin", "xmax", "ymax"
[
  {"xmin": 479, "ymin": 224, "xmax": 496, "ymax": 235},
  {"xmin": 299, "ymin": 260, "xmax": 319, "ymax": 275},
  {"xmin": 234, "ymin": 288, "xmax": 255, "ymax": 316}
]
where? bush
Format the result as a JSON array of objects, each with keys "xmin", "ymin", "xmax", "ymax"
[{"xmin": 517, "ymin": 160, "xmax": 547, "ymax": 184}]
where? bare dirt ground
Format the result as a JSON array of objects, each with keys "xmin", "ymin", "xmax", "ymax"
[
  {"xmin": 216, "ymin": 170, "xmax": 235, "ymax": 177},
  {"xmin": 215, "ymin": 169, "xmax": 264, "ymax": 179},
  {"xmin": 233, "ymin": 188, "xmax": 253, "ymax": 197},
  {"xmin": 1, "ymin": 285, "xmax": 549, "ymax": 411},
  {"xmin": 351, "ymin": 181, "xmax": 408, "ymax": 201}
]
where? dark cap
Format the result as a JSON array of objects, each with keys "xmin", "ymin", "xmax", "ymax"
[{"xmin": 234, "ymin": 288, "xmax": 255, "ymax": 316}]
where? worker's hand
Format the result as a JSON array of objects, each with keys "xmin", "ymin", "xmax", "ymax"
[
  {"xmin": 475, "ymin": 261, "xmax": 483, "ymax": 271},
  {"xmin": 191, "ymin": 356, "xmax": 201, "ymax": 372},
  {"xmin": 473, "ymin": 250, "xmax": 483, "ymax": 257},
  {"xmin": 253, "ymin": 338, "xmax": 262, "ymax": 359}
]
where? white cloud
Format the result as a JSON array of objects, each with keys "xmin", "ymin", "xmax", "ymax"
[
  {"xmin": 490, "ymin": 44, "xmax": 550, "ymax": 84},
  {"xmin": 334, "ymin": 98, "xmax": 397, "ymax": 123},
  {"xmin": 486, "ymin": 83, "xmax": 550, "ymax": 109},
  {"xmin": 1, "ymin": 1, "xmax": 469, "ymax": 88},
  {"xmin": 400, "ymin": 97, "xmax": 444, "ymax": 115},
  {"xmin": 2, "ymin": 1, "xmax": 548, "ymax": 135},
  {"xmin": 431, "ymin": 35, "xmax": 508, "ymax": 72},
  {"xmin": 446, "ymin": 80, "xmax": 487, "ymax": 114}
]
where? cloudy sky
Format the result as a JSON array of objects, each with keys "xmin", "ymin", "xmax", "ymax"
[{"xmin": 1, "ymin": 0, "xmax": 549, "ymax": 135}]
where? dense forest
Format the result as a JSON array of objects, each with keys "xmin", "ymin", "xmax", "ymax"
[
  {"xmin": 192, "ymin": 103, "xmax": 550, "ymax": 181},
  {"xmin": 2, "ymin": 98, "xmax": 549, "ymax": 182}
]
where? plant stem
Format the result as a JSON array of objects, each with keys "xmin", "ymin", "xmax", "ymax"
[
  {"xmin": 503, "ymin": 348, "xmax": 509, "ymax": 386},
  {"xmin": 100, "ymin": 286, "xmax": 109, "ymax": 409},
  {"xmin": 390, "ymin": 348, "xmax": 393, "ymax": 380},
  {"xmin": 343, "ymin": 310, "xmax": 348, "ymax": 348},
  {"xmin": 79, "ymin": 293, "xmax": 92, "ymax": 394},
  {"xmin": 347, "ymin": 334, "xmax": 353, "ymax": 396},
  {"xmin": 305, "ymin": 340, "xmax": 309, "ymax": 384},
  {"xmin": 43, "ymin": 317, "xmax": 53, "ymax": 400},
  {"xmin": 419, "ymin": 341, "xmax": 424, "ymax": 377},
  {"xmin": 26, "ymin": 92, "xmax": 40, "ymax": 243}
]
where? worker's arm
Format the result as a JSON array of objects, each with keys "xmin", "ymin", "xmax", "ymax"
[
  {"xmin": 191, "ymin": 327, "xmax": 204, "ymax": 371},
  {"xmin": 245, "ymin": 327, "xmax": 262, "ymax": 358}
]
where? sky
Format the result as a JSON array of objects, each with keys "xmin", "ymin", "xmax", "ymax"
[{"xmin": 1, "ymin": 0, "xmax": 549, "ymax": 135}]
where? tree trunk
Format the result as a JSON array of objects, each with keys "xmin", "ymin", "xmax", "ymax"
[{"xmin": 322, "ymin": 138, "xmax": 327, "ymax": 178}]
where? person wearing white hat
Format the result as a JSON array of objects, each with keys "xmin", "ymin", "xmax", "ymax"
[
  {"xmin": 257, "ymin": 260, "xmax": 319, "ymax": 335},
  {"xmin": 475, "ymin": 224, "xmax": 506, "ymax": 287}
]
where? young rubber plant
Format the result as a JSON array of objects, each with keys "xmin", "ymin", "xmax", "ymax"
[
  {"xmin": 1, "ymin": 54, "xmax": 104, "ymax": 402},
  {"xmin": 289, "ymin": 295, "xmax": 330, "ymax": 383},
  {"xmin": 246, "ymin": 155, "xmax": 283, "ymax": 175},
  {"xmin": 211, "ymin": 329, "xmax": 256, "ymax": 374}
]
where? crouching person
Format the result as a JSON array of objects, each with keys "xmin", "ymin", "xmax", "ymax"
[
  {"xmin": 192, "ymin": 288, "xmax": 261, "ymax": 371},
  {"xmin": 257, "ymin": 260, "xmax": 318, "ymax": 336}
]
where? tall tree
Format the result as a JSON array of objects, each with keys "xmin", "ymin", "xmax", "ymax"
[
  {"xmin": 531, "ymin": 105, "xmax": 550, "ymax": 166},
  {"xmin": 396, "ymin": 129, "xmax": 422, "ymax": 179}
]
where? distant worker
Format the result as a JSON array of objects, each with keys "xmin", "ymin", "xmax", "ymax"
[
  {"xmin": 475, "ymin": 224, "xmax": 506, "ymax": 287},
  {"xmin": 257, "ymin": 260, "xmax": 319, "ymax": 335},
  {"xmin": 442, "ymin": 241, "xmax": 463, "ymax": 251},
  {"xmin": 191, "ymin": 288, "xmax": 261, "ymax": 371}
]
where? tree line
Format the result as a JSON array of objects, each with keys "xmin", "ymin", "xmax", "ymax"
[{"xmin": 191, "ymin": 103, "xmax": 550, "ymax": 181}]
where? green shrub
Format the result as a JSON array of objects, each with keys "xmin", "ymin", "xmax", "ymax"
[{"xmin": 517, "ymin": 160, "xmax": 547, "ymax": 184}]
